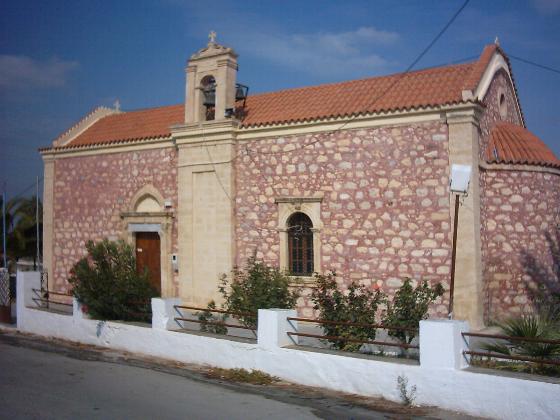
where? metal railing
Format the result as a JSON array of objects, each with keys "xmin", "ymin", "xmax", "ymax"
[
  {"xmin": 286, "ymin": 316, "xmax": 419, "ymax": 351},
  {"xmin": 173, "ymin": 304, "xmax": 257, "ymax": 339},
  {"xmin": 32, "ymin": 288, "xmax": 73, "ymax": 314},
  {"xmin": 462, "ymin": 331, "xmax": 560, "ymax": 367}
]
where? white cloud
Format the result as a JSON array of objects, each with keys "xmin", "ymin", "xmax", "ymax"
[
  {"xmin": 234, "ymin": 26, "xmax": 399, "ymax": 78},
  {"xmin": 534, "ymin": 0, "xmax": 560, "ymax": 14},
  {"xmin": 175, "ymin": 1, "xmax": 398, "ymax": 79},
  {"xmin": 0, "ymin": 55, "xmax": 79, "ymax": 90}
]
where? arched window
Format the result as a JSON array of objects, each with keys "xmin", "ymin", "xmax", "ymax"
[{"xmin": 287, "ymin": 212, "xmax": 314, "ymax": 276}]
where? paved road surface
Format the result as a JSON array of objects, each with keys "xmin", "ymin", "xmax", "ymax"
[
  {"xmin": 0, "ymin": 331, "xmax": 480, "ymax": 419},
  {"xmin": 0, "ymin": 341, "xmax": 324, "ymax": 419}
]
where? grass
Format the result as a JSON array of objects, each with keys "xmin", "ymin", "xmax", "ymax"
[{"xmin": 206, "ymin": 367, "xmax": 280, "ymax": 385}]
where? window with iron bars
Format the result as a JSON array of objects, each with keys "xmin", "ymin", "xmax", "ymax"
[{"xmin": 287, "ymin": 212, "xmax": 314, "ymax": 276}]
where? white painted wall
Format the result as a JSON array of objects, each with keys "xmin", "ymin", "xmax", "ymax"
[{"xmin": 13, "ymin": 272, "xmax": 560, "ymax": 420}]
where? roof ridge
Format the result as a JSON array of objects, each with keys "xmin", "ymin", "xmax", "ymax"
[
  {"xmin": 245, "ymin": 61, "xmax": 476, "ymax": 100},
  {"xmin": 53, "ymin": 106, "xmax": 119, "ymax": 147},
  {"xmin": 87, "ymin": 61, "xmax": 479, "ymax": 117}
]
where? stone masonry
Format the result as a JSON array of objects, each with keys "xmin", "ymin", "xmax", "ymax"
[
  {"xmin": 480, "ymin": 169, "xmax": 560, "ymax": 320},
  {"xmin": 476, "ymin": 66, "xmax": 560, "ymax": 320},
  {"xmin": 478, "ymin": 69, "xmax": 523, "ymax": 159},
  {"xmin": 51, "ymin": 147, "xmax": 179, "ymax": 293},
  {"xmin": 234, "ymin": 122, "xmax": 452, "ymax": 317}
]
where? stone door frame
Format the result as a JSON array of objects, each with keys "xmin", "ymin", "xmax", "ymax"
[{"xmin": 121, "ymin": 212, "xmax": 174, "ymax": 298}]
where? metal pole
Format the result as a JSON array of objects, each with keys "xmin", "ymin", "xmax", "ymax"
[
  {"xmin": 448, "ymin": 194, "xmax": 460, "ymax": 318},
  {"xmin": 2, "ymin": 188, "xmax": 6, "ymax": 269},
  {"xmin": 36, "ymin": 176, "xmax": 40, "ymax": 270}
]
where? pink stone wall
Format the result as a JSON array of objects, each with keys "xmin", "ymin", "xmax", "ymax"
[
  {"xmin": 478, "ymin": 71, "xmax": 559, "ymax": 320},
  {"xmin": 480, "ymin": 168, "xmax": 560, "ymax": 320},
  {"xmin": 234, "ymin": 122, "xmax": 452, "ymax": 316},
  {"xmin": 51, "ymin": 147, "xmax": 178, "ymax": 292},
  {"xmin": 478, "ymin": 69, "xmax": 523, "ymax": 159}
]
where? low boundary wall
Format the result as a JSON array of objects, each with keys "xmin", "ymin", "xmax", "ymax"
[{"xmin": 12, "ymin": 272, "xmax": 560, "ymax": 419}]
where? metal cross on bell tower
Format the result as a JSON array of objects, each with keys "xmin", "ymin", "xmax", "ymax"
[{"xmin": 208, "ymin": 30, "xmax": 217, "ymax": 44}]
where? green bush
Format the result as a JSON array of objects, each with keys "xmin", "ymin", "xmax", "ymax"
[
  {"xmin": 311, "ymin": 272, "xmax": 385, "ymax": 352},
  {"xmin": 203, "ymin": 257, "xmax": 300, "ymax": 331},
  {"xmin": 69, "ymin": 239, "xmax": 158, "ymax": 322},
  {"xmin": 197, "ymin": 300, "xmax": 228, "ymax": 335},
  {"xmin": 481, "ymin": 313, "xmax": 560, "ymax": 373},
  {"xmin": 382, "ymin": 278, "xmax": 444, "ymax": 349}
]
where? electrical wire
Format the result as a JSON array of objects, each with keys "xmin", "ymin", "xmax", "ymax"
[
  {"xmin": 212, "ymin": 0, "xmax": 472, "ymax": 163},
  {"xmin": 203, "ymin": 0, "xmax": 471, "ymax": 239},
  {"xmin": 4, "ymin": 177, "xmax": 43, "ymax": 202},
  {"xmin": 508, "ymin": 54, "xmax": 560, "ymax": 75}
]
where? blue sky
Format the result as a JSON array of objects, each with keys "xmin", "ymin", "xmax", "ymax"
[{"xmin": 1, "ymin": 0, "xmax": 559, "ymax": 198}]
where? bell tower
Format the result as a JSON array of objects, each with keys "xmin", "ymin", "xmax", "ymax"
[
  {"xmin": 185, "ymin": 31, "xmax": 238, "ymax": 123},
  {"xmin": 173, "ymin": 32, "xmax": 240, "ymax": 307}
]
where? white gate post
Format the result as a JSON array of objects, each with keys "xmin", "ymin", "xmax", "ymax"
[
  {"xmin": 419, "ymin": 319, "xmax": 469, "ymax": 369},
  {"xmin": 257, "ymin": 309, "xmax": 298, "ymax": 350},
  {"xmin": 151, "ymin": 297, "xmax": 182, "ymax": 330},
  {"xmin": 16, "ymin": 271, "xmax": 41, "ymax": 329}
]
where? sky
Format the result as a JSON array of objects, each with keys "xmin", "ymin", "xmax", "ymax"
[{"xmin": 1, "ymin": 0, "xmax": 559, "ymax": 199}]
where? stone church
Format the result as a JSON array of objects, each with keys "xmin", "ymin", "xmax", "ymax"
[{"xmin": 40, "ymin": 36, "xmax": 560, "ymax": 328}]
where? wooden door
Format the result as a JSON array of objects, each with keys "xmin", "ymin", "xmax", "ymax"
[{"xmin": 135, "ymin": 232, "xmax": 161, "ymax": 295}]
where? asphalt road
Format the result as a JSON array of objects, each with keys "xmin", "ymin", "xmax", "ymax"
[
  {"xmin": 0, "ymin": 331, "xmax": 480, "ymax": 420},
  {"xmin": 0, "ymin": 340, "xmax": 322, "ymax": 420}
]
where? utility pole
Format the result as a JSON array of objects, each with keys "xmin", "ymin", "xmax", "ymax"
[
  {"xmin": 448, "ymin": 193, "xmax": 460, "ymax": 316},
  {"xmin": 36, "ymin": 176, "xmax": 40, "ymax": 270},
  {"xmin": 2, "ymin": 185, "xmax": 6, "ymax": 269},
  {"xmin": 448, "ymin": 164, "xmax": 472, "ymax": 319}
]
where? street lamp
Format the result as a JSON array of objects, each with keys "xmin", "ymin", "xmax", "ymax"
[{"xmin": 448, "ymin": 164, "xmax": 472, "ymax": 318}]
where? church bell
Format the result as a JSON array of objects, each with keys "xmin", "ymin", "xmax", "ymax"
[{"xmin": 202, "ymin": 83, "xmax": 216, "ymax": 107}]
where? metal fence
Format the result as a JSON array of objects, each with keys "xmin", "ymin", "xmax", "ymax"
[
  {"xmin": 286, "ymin": 316, "xmax": 419, "ymax": 356},
  {"xmin": 173, "ymin": 304, "xmax": 257, "ymax": 340},
  {"xmin": 0, "ymin": 269, "xmax": 9, "ymax": 307},
  {"xmin": 463, "ymin": 331, "xmax": 560, "ymax": 368},
  {"xmin": 32, "ymin": 288, "xmax": 73, "ymax": 314}
]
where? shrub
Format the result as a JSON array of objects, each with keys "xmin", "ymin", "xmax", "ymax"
[
  {"xmin": 197, "ymin": 300, "xmax": 228, "ymax": 335},
  {"xmin": 396, "ymin": 375, "xmax": 417, "ymax": 406},
  {"xmin": 69, "ymin": 239, "xmax": 158, "ymax": 322},
  {"xmin": 481, "ymin": 313, "xmax": 560, "ymax": 372},
  {"xmin": 382, "ymin": 278, "xmax": 444, "ymax": 349},
  {"xmin": 205, "ymin": 257, "xmax": 300, "ymax": 331},
  {"xmin": 311, "ymin": 272, "xmax": 385, "ymax": 352}
]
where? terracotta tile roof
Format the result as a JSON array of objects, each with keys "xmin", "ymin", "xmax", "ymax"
[
  {"xmin": 239, "ymin": 62, "xmax": 476, "ymax": 128},
  {"xmin": 55, "ymin": 43, "xmax": 522, "ymax": 150},
  {"xmin": 461, "ymin": 44, "xmax": 497, "ymax": 92},
  {"xmin": 65, "ymin": 104, "xmax": 184, "ymax": 148},
  {"xmin": 486, "ymin": 122, "xmax": 560, "ymax": 168},
  {"xmin": 62, "ymin": 61, "xmax": 477, "ymax": 148}
]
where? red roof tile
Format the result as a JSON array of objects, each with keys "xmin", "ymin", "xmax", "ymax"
[
  {"xmin": 240, "ymin": 62, "xmax": 475, "ymax": 128},
  {"xmin": 63, "ymin": 61, "xmax": 476, "ymax": 148},
  {"xmin": 58, "ymin": 43, "xmax": 536, "ymax": 160},
  {"xmin": 486, "ymin": 122, "xmax": 560, "ymax": 168},
  {"xmin": 461, "ymin": 44, "xmax": 497, "ymax": 92},
  {"xmin": 62, "ymin": 50, "xmax": 497, "ymax": 149},
  {"xmin": 67, "ymin": 104, "xmax": 184, "ymax": 147}
]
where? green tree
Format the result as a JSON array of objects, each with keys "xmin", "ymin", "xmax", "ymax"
[
  {"xmin": 382, "ymin": 278, "xmax": 444, "ymax": 349},
  {"xmin": 311, "ymin": 272, "xmax": 386, "ymax": 352},
  {"xmin": 204, "ymin": 257, "xmax": 300, "ymax": 331},
  {"xmin": 69, "ymin": 239, "xmax": 157, "ymax": 322},
  {"xmin": 0, "ymin": 196, "xmax": 42, "ymax": 267}
]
